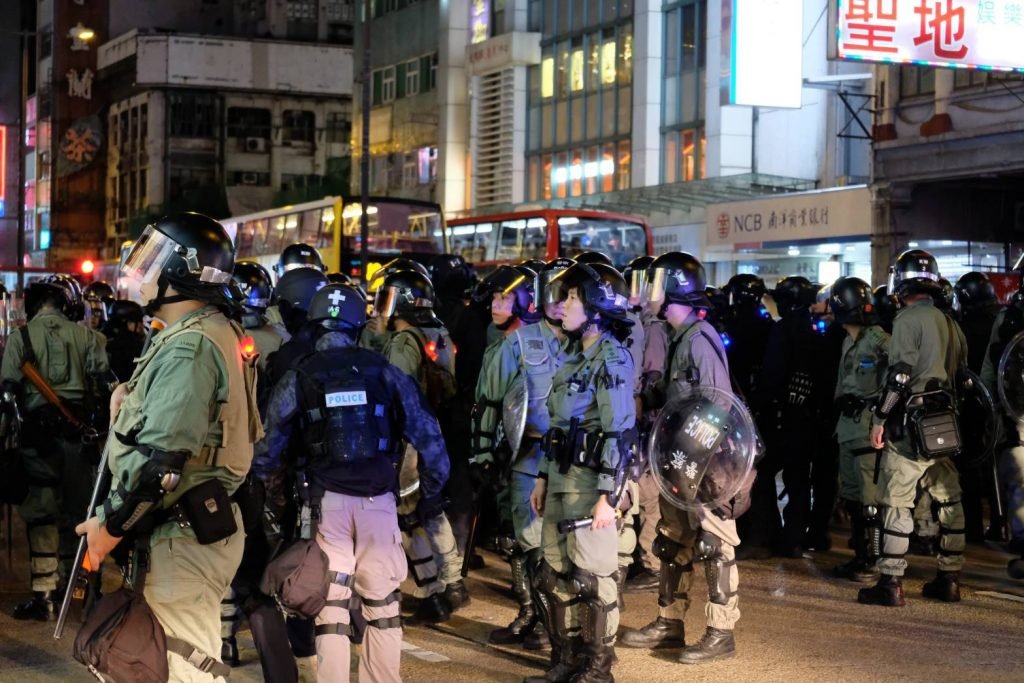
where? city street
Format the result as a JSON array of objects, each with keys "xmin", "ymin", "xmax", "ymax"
[{"xmin": 2, "ymin": 511, "xmax": 1023, "ymax": 683}]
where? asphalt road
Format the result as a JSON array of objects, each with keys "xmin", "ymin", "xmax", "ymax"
[{"xmin": 1, "ymin": 511, "xmax": 1023, "ymax": 683}]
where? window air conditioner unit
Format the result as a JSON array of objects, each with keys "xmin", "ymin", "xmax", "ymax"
[
  {"xmin": 241, "ymin": 172, "xmax": 260, "ymax": 185},
  {"xmin": 244, "ymin": 137, "xmax": 267, "ymax": 153}
]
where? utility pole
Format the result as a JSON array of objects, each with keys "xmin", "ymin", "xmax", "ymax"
[{"xmin": 359, "ymin": 0, "xmax": 371, "ymax": 287}]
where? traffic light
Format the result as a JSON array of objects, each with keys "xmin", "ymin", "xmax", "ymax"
[{"xmin": 79, "ymin": 259, "xmax": 95, "ymax": 283}]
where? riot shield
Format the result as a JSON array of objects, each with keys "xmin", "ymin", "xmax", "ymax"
[
  {"xmin": 957, "ymin": 368, "xmax": 998, "ymax": 469},
  {"xmin": 998, "ymin": 331, "xmax": 1024, "ymax": 421},
  {"xmin": 398, "ymin": 444, "xmax": 420, "ymax": 502},
  {"xmin": 502, "ymin": 374, "xmax": 529, "ymax": 454},
  {"xmin": 648, "ymin": 384, "xmax": 759, "ymax": 513}
]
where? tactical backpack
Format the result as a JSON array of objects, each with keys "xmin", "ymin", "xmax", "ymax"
[
  {"xmin": 398, "ymin": 329, "xmax": 457, "ymax": 412},
  {"xmin": 294, "ymin": 347, "xmax": 401, "ymax": 467}
]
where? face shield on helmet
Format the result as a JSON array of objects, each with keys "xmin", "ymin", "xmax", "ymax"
[
  {"xmin": 648, "ymin": 267, "xmax": 677, "ymax": 306},
  {"xmin": 121, "ymin": 224, "xmax": 232, "ymax": 306},
  {"xmin": 627, "ymin": 267, "xmax": 650, "ymax": 302}
]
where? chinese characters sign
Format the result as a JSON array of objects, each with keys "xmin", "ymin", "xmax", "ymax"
[
  {"xmin": 705, "ymin": 186, "xmax": 871, "ymax": 246},
  {"xmin": 470, "ymin": 0, "xmax": 490, "ymax": 45},
  {"xmin": 831, "ymin": 0, "xmax": 1024, "ymax": 71}
]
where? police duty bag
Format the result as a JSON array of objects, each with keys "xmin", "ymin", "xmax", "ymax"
[
  {"xmin": 260, "ymin": 538, "xmax": 332, "ymax": 619},
  {"xmin": 72, "ymin": 588, "xmax": 168, "ymax": 683},
  {"xmin": 906, "ymin": 390, "xmax": 961, "ymax": 460}
]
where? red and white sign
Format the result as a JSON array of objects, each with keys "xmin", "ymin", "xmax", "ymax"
[{"xmin": 830, "ymin": 0, "xmax": 1024, "ymax": 71}]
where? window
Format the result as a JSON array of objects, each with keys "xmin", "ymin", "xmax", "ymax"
[
  {"xmin": 326, "ymin": 111, "xmax": 351, "ymax": 143},
  {"xmin": 282, "ymin": 110, "xmax": 315, "ymax": 143},
  {"xmin": 541, "ymin": 57, "xmax": 554, "ymax": 98},
  {"xmin": 403, "ymin": 154, "xmax": 418, "ymax": 187},
  {"xmin": 373, "ymin": 70, "xmax": 383, "ymax": 105},
  {"xmin": 396, "ymin": 63, "xmax": 407, "ymax": 99},
  {"xmin": 382, "ymin": 66, "xmax": 396, "ymax": 102},
  {"xmin": 168, "ymin": 166, "xmax": 216, "ymax": 201},
  {"xmin": 228, "ymin": 171, "xmax": 272, "ymax": 186},
  {"xmin": 954, "ymin": 69, "xmax": 1024, "ymax": 90},
  {"xmin": 287, "ymin": 0, "xmax": 317, "ymax": 20},
  {"xmin": 227, "ymin": 107, "xmax": 271, "ymax": 138},
  {"xmin": 663, "ymin": 127, "xmax": 705, "ymax": 183},
  {"xmin": 327, "ymin": 0, "xmax": 354, "ymax": 21},
  {"xmin": 168, "ymin": 93, "xmax": 218, "ymax": 138},
  {"xmin": 662, "ymin": 1, "xmax": 706, "ymax": 182},
  {"xmin": 406, "ymin": 59, "xmax": 420, "ymax": 95},
  {"xmin": 570, "ymin": 46, "xmax": 585, "ymax": 92},
  {"xmin": 900, "ymin": 65, "xmax": 935, "ymax": 98}
]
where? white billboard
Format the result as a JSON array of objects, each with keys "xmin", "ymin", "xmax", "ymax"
[
  {"xmin": 721, "ymin": 0, "xmax": 804, "ymax": 108},
  {"xmin": 829, "ymin": 0, "xmax": 1024, "ymax": 71}
]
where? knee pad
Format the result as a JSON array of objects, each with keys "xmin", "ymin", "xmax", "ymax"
[
  {"xmin": 569, "ymin": 566, "xmax": 600, "ymax": 600},
  {"xmin": 694, "ymin": 530, "xmax": 724, "ymax": 562},
  {"xmin": 533, "ymin": 560, "xmax": 561, "ymax": 595},
  {"xmin": 652, "ymin": 534, "xmax": 683, "ymax": 563}
]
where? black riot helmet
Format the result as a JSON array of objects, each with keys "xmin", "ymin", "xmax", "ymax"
[
  {"xmin": 771, "ymin": 276, "xmax": 817, "ymax": 316},
  {"xmin": 549, "ymin": 262, "xmax": 632, "ymax": 324},
  {"xmin": 889, "ymin": 248, "xmax": 942, "ymax": 300},
  {"xmin": 368, "ymin": 257, "xmax": 431, "ymax": 295},
  {"xmin": 521, "ymin": 258, "xmax": 547, "ymax": 274},
  {"xmin": 936, "ymin": 277, "xmax": 954, "ymax": 312},
  {"xmin": 429, "ymin": 253, "xmax": 474, "ymax": 298},
  {"xmin": 109, "ymin": 299, "xmax": 145, "ymax": 326},
  {"xmin": 25, "ymin": 274, "xmax": 85, "ymax": 321},
  {"xmin": 574, "ymin": 251, "xmax": 614, "ymax": 268},
  {"xmin": 724, "ymin": 274, "xmax": 767, "ymax": 308},
  {"xmin": 535, "ymin": 257, "xmax": 577, "ymax": 308},
  {"xmin": 327, "ymin": 272, "xmax": 353, "ymax": 285},
  {"xmin": 648, "ymin": 251, "xmax": 710, "ymax": 312},
  {"xmin": 232, "ymin": 261, "xmax": 274, "ymax": 312},
  {"xmin": 308, "ymin": 284, "xmax": 367, "ymax": 332},
  {"xmin": 953, "ymin": 271, "xmax": 997, "ymax": 313},
  {"xmin": 872, "ymin": 285, "xmax": 900, "ymax": 332},
  {"xmin": 828, "ymin": 277, "xmax": 878, "ymax": 326},
  {"xmin": 623, "ymin": 255, "xmax": 655, "ymax": 303},
  {"xmin": 276, "ymin": 243, "xmax": 326, "ymax": 279},
  {"xmin": 479, "ymin": 265, "xmax": 541, "ymax": 326},
  {"xmin": 704, "ymin": 286, "xmax": 729, "ymax": 328},
  {"xmin": 372, "ymin": 270, "xmax": 439, "ymax": 328},
  {"xmin": 83, "ymin": 280, "xmax": 115, "ymax": 326},
  {"xmin": 273, "ymin": 267, "xmax": 328, "ymax": 312},
  {"xmin": 121, "ymin": 212, "xmax": 235, "ymax": 314}
]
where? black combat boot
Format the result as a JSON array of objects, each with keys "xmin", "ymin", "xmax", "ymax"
[
  {"xmin": 922, "ymin": 571, "xmax": 961, "ymax": 602},
  {"xmin": 490, "ymin": 601, "xmax": 538, "ymax": 644},
  {"xmin": 445, "ymin": 580, "xmax": 471, "ymax": 612},
  {"xmin": 857, "ymin": 574, "xmax": 906, "ymax": 607},
  {"xmin": 570, "ymin": 643, "xmax": 616, "ymax": 683},
  {"xmin": 1008, "ymin": 557, "xmax": 1024, "ymax": 580},
  {"xmin": 523, "ymin": 623, "xmax": 551, "ymax": 650},
  {"xmin": 618, "ymin": 616, "xmax": 684, "ymax": 649},
  {"xmin": 12, "ymin": 591, "xmax": 56, "ymax": 621},
  {"xmin": 221, "ymin": 637, "xmax": 241, "ymax": 667},
  {"xmin": 523, "ymin": 636, "xmax": 583, "ymax": 683},
  {"xmin": 414, "ymin": 593, "xmax": 451, "ymax": 623},
  {"xmin": 678, "ymin": 627, "xmax": 736, "ymax": 664},
  {"xmin": 624, "ymin": 568, "xmax": 659, "ymax": 591}
]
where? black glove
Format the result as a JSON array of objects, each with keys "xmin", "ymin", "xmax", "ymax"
[{"xmin": 417, "ymin": 496, "xmax": 445, "ymax": 526}]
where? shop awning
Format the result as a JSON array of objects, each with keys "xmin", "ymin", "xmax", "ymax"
[{"xmin": 456, "ymin": 173, "xmax": 817, "ymax": 218}]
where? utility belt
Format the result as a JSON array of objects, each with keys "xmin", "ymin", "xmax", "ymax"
[
  {"xmin": 835, "ymin": 395, "xmax": 873, "ymax": 420},
  {"xmin": 542, "ymin": 419, "xmax": 617, "ymax": 475}
]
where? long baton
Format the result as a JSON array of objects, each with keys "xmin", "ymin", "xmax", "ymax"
[{"xmin": 55, "ymin": 320, "xmax": 164, "ymax": 639}]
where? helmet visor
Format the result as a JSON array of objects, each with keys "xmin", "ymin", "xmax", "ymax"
[
  {"xmin": 649, "ymin": 267, "xmax": 672, "ymax": 305},
  {"xmin": 627, "ymin": 268, "xmax": 650, "ymax": 301},
  {"xmin": 536, "ymin": 268, "xmax": 568, "ymax": 305},
  {"xmin": 373, "ymin": 286, "xmax": 400, "ymax": 319},
  {"xmin": 121, "ymin": 225, "xmax": 178, "ymax": 285}
]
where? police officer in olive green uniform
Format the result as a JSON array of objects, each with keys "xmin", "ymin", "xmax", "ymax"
[
  {"xmin": 620, "ymin": 252, "xmax": 742, "ymax": 664},
  {"xmin": 77, "ymin": 213, "xmax": 262, "ymax": 681},
  {"xmin": 232, "ymin": 261, "xmax": 288, "ymax": 371},
  {"xmin": 861, "ymin": 249, "xmax": 968, "ymax": 607},
  {"xmin": 372, "ymin": 268, "xmax": 467, "ymax": 623},
  {"xmin": 526, "ymin": 263, "xmax": 636, "ymax": 683},
  {"xmin": 473, "ymin": 262, "xmax": 564, "ymax": 648},
  {"xmin": 2, "ymin": 276, "xmax": 109, "ymax": 620},
  {"xmin": 828, "ymin": 277, "xmax": 889, "ymax": 584}
]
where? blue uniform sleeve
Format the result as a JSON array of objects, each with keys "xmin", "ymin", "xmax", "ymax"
[
  {"xmin": 253, "ymin": 369, "xmax": 299, "ymax": 485},
  {"xmin": 386, "ymin": 363, "xmax": 450, "ymax": 501}
]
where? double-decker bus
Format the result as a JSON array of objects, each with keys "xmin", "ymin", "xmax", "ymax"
[
  {"xmin": 220, "ymin": 195, "xmax": 446, "ymax": 280},
  {"xmin": 443, "ymin": 208, "xmax": 652, "ymax": 271}
]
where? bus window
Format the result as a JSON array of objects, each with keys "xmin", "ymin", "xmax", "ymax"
[
  {"xmin": 497, "ymin": 220, "xmax": 525, "ymax": 262},
  {"xmin": 250, "ymin": 219, "xmax": 269, "ymax": 254},
  {"xmin": 299, "ymin": 209, "xmax": 321, "ymax": 244},
  {"xmin": 524, "ymin": 217, "xmax": 547, "ymax": 260},
  {"xmin": 558, "ymin": 216, "xmax": 647, "ymax": 270},
  {"xmin": 449, "ymin": 222, "xmax": 492, "ymax": 263}
]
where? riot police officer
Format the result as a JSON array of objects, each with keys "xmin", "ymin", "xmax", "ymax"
[
  {"xmin": 619, "ymin": 252, "xmax": 742, "ymax": 664},
  {"xmin": 276, "ymin": 242, "xmax": 327, "ymax": 279},
  {"xmin": 860, "ymin": 249, "xmax": 968, "ymax": 606},
  {"xmin": 873, "ymin": 285, "xmax": 901, "ymax": 334},
  {"xmin": 83, "ymin": 281, "xmax": 115, "ymax": 330},
  {"xmin": 254, "ymin": 283, "xmax": 450, "ymax": 683},
  {"xmin": 233, "ymin": 261, "xmax": 288, "ymax": 371},
  {"xmin": 473, "ymin": 263, "xmax": 560, "ymax": 649},
  {"xmin": 372, "ymin": 269, "xmax": 467, "ymax": 622},
  {"xmin": 265, "ymin": 267, "xmax": 329, "ymax": 389},
  {"xmin": 76, "ymin": 212, "xmax": 262, "ymax": 679},
  {"xmin": 757, "ymin": 275, "xmax": 826, "ymax": 557},
  {"xmin": 527, "ymin": 263, "xmax": 636, "ymax": 683},
  {"xmin": 829, "ymin": 277, "xmax": 889, "ymax": 583},
  {"xmin": 100, "ymin": 300, "xmax": 146, "ymax": 385},
  {"xmin": 2, "ymin": 276, "xmax": 109, "ymax": 620}
]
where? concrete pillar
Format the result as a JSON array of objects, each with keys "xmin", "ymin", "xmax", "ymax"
[
  {"xmin": 438, "ymin": 0, "xmax": 470, "ymax": 212},
  {"xmin": 631, "ymin": 0, "xmax": 663, "ymax": 187}
]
